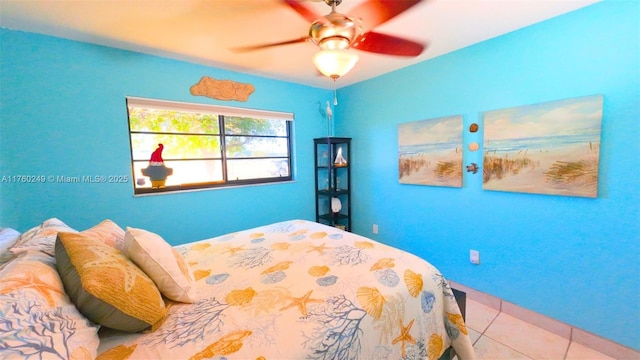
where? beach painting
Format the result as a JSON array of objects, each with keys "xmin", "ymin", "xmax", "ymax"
[
  {"xmin": 483, "ymin": 95, "xmax": 603, "ymax": 198},
  {"xmin": 398, "ymin": 115, "xmax": 463, "ymax": 187}
]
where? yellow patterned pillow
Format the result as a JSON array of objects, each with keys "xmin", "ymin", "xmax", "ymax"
[
  {"xmin": 124, "ymin": 227, "xmax": 197, "ymax": 303},
  {"xmin": 55, "ymin": 232, "xmax": 166, "ymax": 333}
]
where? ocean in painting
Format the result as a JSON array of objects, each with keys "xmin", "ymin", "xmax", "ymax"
[
  {"xmin": 485, "ymin": 132, "xmax": 600, "ymax": 154},
  {"xmin": 399, "ymin": 140, "xmax": 460, "ymax": 157}
]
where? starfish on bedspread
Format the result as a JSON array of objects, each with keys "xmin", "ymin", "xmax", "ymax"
[
  {"xmin": 392, "ymin": 319, "xmax": 416, "ymax": 358},
  {"xmin": 307, "ymin": 243, "xmax": 330, "ymax": 254},
  {"xmin": 279, "ymin": 290, "xmax": 324, "ymax": 317},
  {"xmin": 223, "ymin": 246, "xmax": 246, "ymax": 256}
]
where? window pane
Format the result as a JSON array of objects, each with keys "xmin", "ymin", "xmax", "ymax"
[
  {"xmin": 226, "ymin": 136, "xmax": 289, "ymax": 158},
  {"xmin": 127, "ymin": 97, "xmax": 292, "ymax": 194},
  {"xmin": 225, "ymin": 117, "xmax": 287, "ymax": 136},
  {"xmin": 129, "ymin": 108, "xmax": 220, "ymax": 134},
  {"xmin": 131, "ymin": 134, "xmax": 221, "ymax": 160},
  {"xmin": 227, "ymin": 159, "xmax": 290, "ymax": 180},
  {"xmin": 133, "ymin": 159, "xmax": 223, "ymax": 188}
]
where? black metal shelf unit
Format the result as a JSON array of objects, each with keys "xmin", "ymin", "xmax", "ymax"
[{"xmin": 314, "ymin": 137, "xmax": 351, "ymax": 231}]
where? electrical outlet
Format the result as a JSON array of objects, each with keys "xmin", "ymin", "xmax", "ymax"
[
  {"xmin": 373, "ymin": 224, "xmax": 379, "ymax": 234},
  {"xmin": 470, "ymin": 249, "xmax": 480, "ymax": 265}
]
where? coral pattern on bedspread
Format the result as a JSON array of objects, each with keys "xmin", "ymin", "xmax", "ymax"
[
  {"xmin": 97, "ymin": 220, "xmax": 475, "ymax": 360},
  {"xmin": 0, "ymin": 251, "xmax": 100, "ymax": 359}
]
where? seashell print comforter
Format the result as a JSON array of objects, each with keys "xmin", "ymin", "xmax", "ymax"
[{"xmin": 97, "ymin": 220, "xmax": 476, "ymax": 360}]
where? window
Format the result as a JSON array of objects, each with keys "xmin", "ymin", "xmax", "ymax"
[{"xmin": 126, "ymin": 97, "xmax": 293, "ymax": 195}]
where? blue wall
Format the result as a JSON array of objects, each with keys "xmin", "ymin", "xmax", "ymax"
[
  {"xmin": 336, "ymin": 1, "xmax": 639, "ymax": 350},
  {"xmin": 0, "ymin": 29, "xmax": 331, "ymax": 242}
]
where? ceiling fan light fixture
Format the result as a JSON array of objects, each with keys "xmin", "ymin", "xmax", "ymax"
[
  {"xmin": 318, "ymin": 36, "xmax": 350, "ymax": 50},
  {"xmin": 313, "ymin": 49, "xmax": 359, "ymax": 79}
]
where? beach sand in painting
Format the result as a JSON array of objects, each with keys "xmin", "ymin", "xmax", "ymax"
[
  {"xmin": 483, "ymin": 142, "xmax": 599, "ymax": 197},
  {"xmin": 399, "ymin": 148, "xmax": 462, "ymax": 187}
]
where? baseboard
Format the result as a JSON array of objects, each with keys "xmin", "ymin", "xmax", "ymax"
[{"xmin": 449, "ymin": 281, "xmax": 640, "ymax": 360}]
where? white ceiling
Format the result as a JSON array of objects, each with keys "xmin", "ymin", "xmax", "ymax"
[{"xmin": 0, "ymin": 0, "xmax": 599, "ymax": 89}]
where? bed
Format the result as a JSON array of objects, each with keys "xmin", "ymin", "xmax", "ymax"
[{"xmin": 0, "ymin": 218, "xmax": 475, "ymax": 360}]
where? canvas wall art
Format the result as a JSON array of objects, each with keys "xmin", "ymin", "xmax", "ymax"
[
  {"xmin": 398, "ymin": 115, "xmax": 463, "ymax": 187},
  {"xmin": 482, "ymin": 94, "xmax": 603, "ymax": 198}
]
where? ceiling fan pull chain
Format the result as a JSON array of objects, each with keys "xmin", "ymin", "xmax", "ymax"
[{"xmin": 333, "ymin": 80, "xmax": 338, "ymax": 106}]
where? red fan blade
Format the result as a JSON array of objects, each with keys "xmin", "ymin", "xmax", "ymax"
[
  {"xmin": 231, "ymin": 37, "xmax": 310, "ymax": 53},
  {"xmin": 282, "ymin": 0, "xmax": 322, "ymax": 23},
  {"xmin": 352, "ymin": 31, "xmax": 425, "ymax": 56},
  {"xmin": 349, "ymin": 0, "xmax": 423, "ymax": 30}
]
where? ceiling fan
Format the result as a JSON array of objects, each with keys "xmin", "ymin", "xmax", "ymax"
[{"xmin": 233, "ymin": 0, "xmax": 426, "ymax": 79}]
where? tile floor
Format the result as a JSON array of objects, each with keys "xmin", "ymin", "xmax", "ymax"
[{"xmin": 463, "ymin": 299, "xmax": 619, "ymax": 360}]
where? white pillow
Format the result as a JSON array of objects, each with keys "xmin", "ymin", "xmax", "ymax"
[
  {"xmin": 124, "ymin": 227, "xmax": 197, "ymax": 303},
  {"xmin": 0, "ymin": 228, "xmax": 20, "ymax": 253}
]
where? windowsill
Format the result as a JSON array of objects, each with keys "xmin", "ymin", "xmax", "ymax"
[{"xmin": 132, "ymin": 179, "xmax": 297, "ymax": 197}]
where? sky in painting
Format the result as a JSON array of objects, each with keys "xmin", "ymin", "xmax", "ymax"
[
  {"xmin": 398, "ymin": 115, "xmax": 463, "ymax": 146},
  {"xmin": 483, "ymin": 95, "xmax": 603, "ymax": 140}
]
